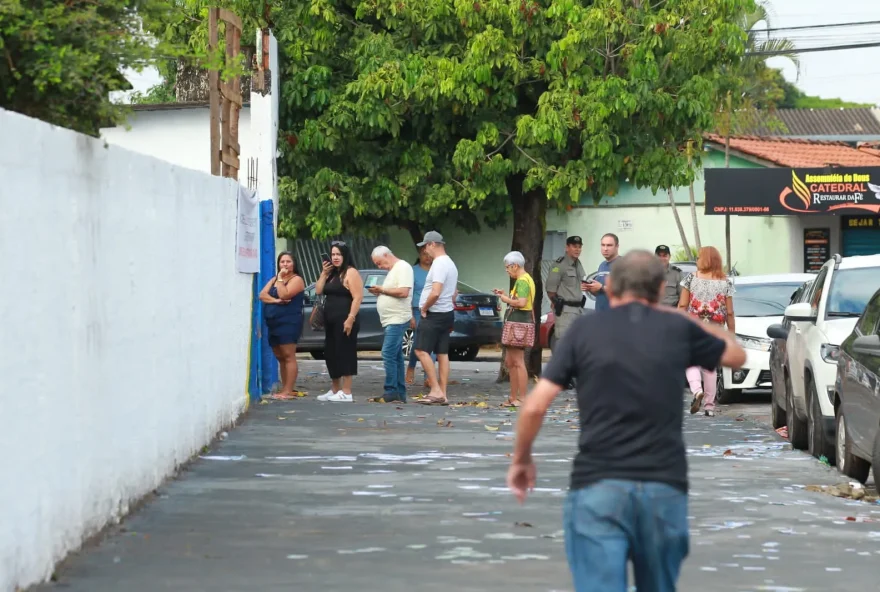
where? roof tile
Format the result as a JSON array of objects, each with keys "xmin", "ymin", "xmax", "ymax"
[
  {"xmin": 703, "ymin": 134, "xmax": 880, "ymax": 168},
  {"xmin": 729, "ymin": 108, "xmax": 880, "ymax": 137}
]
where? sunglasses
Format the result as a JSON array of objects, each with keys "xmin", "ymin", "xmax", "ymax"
[{"xmin": 331, "ymin": 240, "xmax": 346, "ymax": 247}]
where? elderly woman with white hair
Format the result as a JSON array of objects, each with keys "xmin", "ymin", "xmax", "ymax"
[{"xmin": 493, "ymin": 251, "xmax": 536, "ymax": 408}]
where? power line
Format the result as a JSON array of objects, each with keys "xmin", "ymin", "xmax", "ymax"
[
  {"xmin": 747, "ymin": 41, "xmax": 880, "ymax": 57},
  {"xmin": 761, "ymin": 20, "xmax": 880, "ymax": 33}
]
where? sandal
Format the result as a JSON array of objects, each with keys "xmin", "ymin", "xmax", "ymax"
[
  {"xmin": 500, "ymin": 399, "xmax": 521, "ymax": 408},
  {"xmin": 419, "ymin": 397, "xmax": 449, "ymax": 406}
]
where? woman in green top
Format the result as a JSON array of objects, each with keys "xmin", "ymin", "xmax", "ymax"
[{"xmin": 493, "ymin": 251, "xmax": 536, "ymax": 407}]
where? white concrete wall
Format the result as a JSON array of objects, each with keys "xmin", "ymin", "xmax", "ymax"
[
  {"xmin": 0, "ymin": 109, "xmax": 252, "ymax": 591},
  {"xmin": 100, "ymin": 105, "xmax": 254, "ymax": 176}
]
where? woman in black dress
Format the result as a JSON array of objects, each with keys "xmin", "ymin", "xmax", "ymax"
[{"xmin": 315, "ymin": 242, "xmax": 363, "ymax": 402}]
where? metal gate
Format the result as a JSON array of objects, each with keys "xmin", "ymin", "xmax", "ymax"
[{"xmin": 293, "ymin": 234, "xmax": 390, "ymax": 285}]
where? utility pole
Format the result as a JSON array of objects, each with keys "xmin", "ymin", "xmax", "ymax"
[{"xmin": 208, "ymin": 7, "xmax": 243, "ymax": 180}]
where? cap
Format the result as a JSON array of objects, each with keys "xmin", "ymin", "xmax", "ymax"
[
  {"xmin": 417, "ymin": 230, "xmax": 445, "ymax": 247},
  {"xmin": 655, "ymin": 244, "xmax": 671, "ymax": 255},
  {"xmin": 566, "ymin": 235, "xmax": 583, "ymax": 245}
]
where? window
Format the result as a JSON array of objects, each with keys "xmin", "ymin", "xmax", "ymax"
[
  {"xmin": 542, "ymin": 231, "xmax": 566, "ymax": 260},
  {"xmin": 826, "ymin": 267, "xmax": 880, "ymax": 318},
  {"xmin": 456, "ymin": 281, "xmax": 482, "ymax": 295},
  {"xmin": 362, "ymin": 273, "xmax": 385, "ymax": 297},
  {"xmin": 808, "ymin": 267, "xmax": 828, "ymax": 312},
  {"xmin": 856, "ymin": 293, "xmax": 880, "ymax": 335},
  {"xmin": 734, "ymin": 283, "xmax": 806, "ymax": 317}
]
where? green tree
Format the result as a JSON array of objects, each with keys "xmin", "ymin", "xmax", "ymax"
[
  {"xmin": 0, "ymin": 0, "xmax": 184, "ymax": 136},
  {"xmin": 275, "ymin": 0, "xmax": 754, "ymax": 373}
]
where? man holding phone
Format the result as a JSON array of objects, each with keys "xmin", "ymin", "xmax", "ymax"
[{"xmin": 584, "ymin": 233, "xmax": 620, "ymax": 312}]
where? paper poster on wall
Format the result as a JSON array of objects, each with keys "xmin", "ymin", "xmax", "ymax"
[{"xmin": 236, "ymin": 186, "xmax": 260, "ymax": 273}]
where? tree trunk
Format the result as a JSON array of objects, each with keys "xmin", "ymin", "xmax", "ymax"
[
  {"xmin": 497, "ymin": 175, "xmax": 547, "ymax": 383},
  {"xmin": 404, "ymin": 220, "xmax": 424, "ymax": 248},
  {"xmin": 688, "ymin": 182, "xmax": 701, "ymax": 251},
  {"xmin": 724, "ymin": 135, "xmax": 732, "ymax": 273},
  {"xmin": 666, "ymin": 188, "xmax": 691, "ymax": 255}
]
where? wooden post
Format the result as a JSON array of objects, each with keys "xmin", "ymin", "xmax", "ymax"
[{"xmin": 208, "ymin": 8, "xmax": 221, "ymax": 176}]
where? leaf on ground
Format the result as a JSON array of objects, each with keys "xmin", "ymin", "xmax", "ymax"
[
  {"xmin": 357, "ymin": 418, "xmax": 365, "ymax": 422},
  {"xmin": 276, "ymin": 416, "xmax": 287, "ymax": 420},
  {"xmin": 484, "ymin": 425, "xmax": 500, "ymax": 432},
  {"xmin": 722, "ymin": 449, "xmax": 733, "ymax": 456},
  {"xmin": 514, "ymin": 521, "xmax": 533, "ymax": 528},
  {"xmin": 475, "ymin": 402, "xmax": 489, "ymax": 408}
]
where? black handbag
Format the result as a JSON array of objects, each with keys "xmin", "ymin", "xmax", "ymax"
[{"xmin": 309, "ymin": 295, "xmax": 326, "ymax": 331}]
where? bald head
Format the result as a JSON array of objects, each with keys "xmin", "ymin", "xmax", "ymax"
[{"xmin": 607, "ymin": 250, "xmax": 665, "ymax": 305}]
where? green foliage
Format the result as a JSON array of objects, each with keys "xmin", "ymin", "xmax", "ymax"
[
  {"xmin": 0, "ymin": 0, "xmax": 185, "ymax": 136},
  {"xmin": 274, "ymin": 0, "xmax": 755, "ymax": 241},
  {"xmin": 673, "ymin": 246, "xmax": 699, "ymax": 261}
]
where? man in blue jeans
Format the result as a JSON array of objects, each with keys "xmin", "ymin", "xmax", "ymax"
[
  {"xmin": 369, "ymin": 246, "xmax": 414, "ymax": 403},
  {"xmin": 508, "ymin": 250, "xmax": 746, "ymax": 591}
]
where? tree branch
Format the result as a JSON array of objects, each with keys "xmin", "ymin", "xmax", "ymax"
[{"xmin": 486, "ymin": 133, "xmax": 515, "ymax": 159}]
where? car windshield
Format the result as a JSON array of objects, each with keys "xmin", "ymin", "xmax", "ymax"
[
  {"xmin": 827, "ymin": 267, "xmax": 880, "ymax": 317},
  {"xmin": 734, "ymin": 283, "xmax": 805, "ymax": 317}
]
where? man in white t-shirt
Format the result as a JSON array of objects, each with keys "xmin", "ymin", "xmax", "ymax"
[
  {"xmin": 370, "ymin": 246, "xmax": 414, "ymax": 403},
  {"xmin": 413, "ymin": 231, "xmax": 459, "ymax": 405}
]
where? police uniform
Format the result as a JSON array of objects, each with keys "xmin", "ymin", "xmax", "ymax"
[
  {"xmin": 545, "ymin": 253, "xmax": 586, "ymax": 349},
  {"xmin": 662, "ymin": 265, "xmax": 684, "ymax": 307}
]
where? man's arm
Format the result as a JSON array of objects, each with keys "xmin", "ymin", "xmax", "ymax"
[
  {"xmin": 380, "ymin": 286, "xmax": 411, "ymax": 298},
  {"xmin": 421, "ymin": 282, "xmax": 443, "ymax": 311}
]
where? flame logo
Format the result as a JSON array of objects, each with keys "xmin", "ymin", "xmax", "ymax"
[{"xmin": 791, "ymin": 171, "xmax": 811, "ymax": 210}]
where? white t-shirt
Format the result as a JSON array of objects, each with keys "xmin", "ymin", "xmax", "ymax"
[
  {"xmin": 377, "ymin": 260, "xmax": 414, "ymax": 326},
  {"xmin": 419, "ymin": 255, "xmax": 458, "ymax": 313}
]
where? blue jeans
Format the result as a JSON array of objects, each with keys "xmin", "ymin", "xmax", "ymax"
[
  {"xmin": 382, "ymin": 322, "xmax": 408, "ymax": 400},
  {"xmin": 407, "ymin": 309, "xmax": 436, "ymax": 370},
  {"xmin": 563, "ymin": 480, "xmax": 689, "ymax": 592}
]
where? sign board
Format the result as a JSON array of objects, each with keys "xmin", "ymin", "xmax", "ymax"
[
  {"xmin": 705, "ymin": 167, "xmax": 880, "ymax": 215},
  {"xmin": 843, "ymin": 215, "xmax": 880, "ymax": 229},
  {"xmin": 803, "ymin": 228, "xmax": 830, "ymax": 273},
  {"xmin": 617, "ymin": 219, "xmax": 633, "ymax": 231},
  {"xmin": 236, "ymin": 186, "xmax": 260, "ymax": 273}
]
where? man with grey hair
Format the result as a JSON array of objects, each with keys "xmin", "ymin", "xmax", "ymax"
[
  {"xmin": 508, "ymin": 250, "xmax": 746, "ymax": 591},
  {"xmin": 369, "ymin": 246, "xmax": 414, "ymax": 403}
]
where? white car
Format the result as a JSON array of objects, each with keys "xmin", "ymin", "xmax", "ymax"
[
  {"xmin": 769, "ymin": 254, "xmax": 880, "ymax": 462},
  {"xmin": 717, "ymin": 274, "xmax": 814, "ymax": 403}
]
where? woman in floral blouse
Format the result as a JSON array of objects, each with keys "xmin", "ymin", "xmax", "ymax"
[{"xmin": 678, "ymin": 246, "xmax": 735, "ymax": 417}]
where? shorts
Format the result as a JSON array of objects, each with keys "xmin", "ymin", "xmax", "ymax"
[{"xmin": 415, "ymin": 311, "xmax": 454, "ymax": 356}]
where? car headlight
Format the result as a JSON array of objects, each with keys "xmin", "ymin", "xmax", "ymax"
[
  {"xmin": 540, "ymin": 314, "xmax": 548, "ymax": 324},
  {"xmin": 736, "ymin": 334, "xmax": 771, "ymax": 352},
  {"xmin": 820, "ymin": 343, "xmax": 840, "ymax": 364}
]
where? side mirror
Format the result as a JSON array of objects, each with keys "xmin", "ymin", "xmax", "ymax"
[
  {"xmin": 784, "ymin": 302, "xmax": 817, "ymax": 322},
  {"xmin": 766, "ymin": 323, "xmax": 789, "ymax": 340},
  {"xmin": 853, "ymin": 334, "xmax": 880, "ymax": 356}
]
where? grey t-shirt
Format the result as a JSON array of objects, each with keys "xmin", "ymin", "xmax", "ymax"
[{"xmin": 418, "ymin": 255, "xmax": 458, "ymax": 312}]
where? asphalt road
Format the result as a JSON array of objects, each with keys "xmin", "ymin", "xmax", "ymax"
[{"xmin": 34, "ymin": 361, "xmax": 880, "ymax": 592}]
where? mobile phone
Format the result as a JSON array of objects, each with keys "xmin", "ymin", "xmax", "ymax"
[{"xmin": 321, "ymin": 253, "xmax": 331, "ymax": 264}]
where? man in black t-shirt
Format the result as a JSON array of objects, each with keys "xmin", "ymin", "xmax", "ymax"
[{"xmin": 507, "ymin": 250, "xmax": 745, "ymax": 592}]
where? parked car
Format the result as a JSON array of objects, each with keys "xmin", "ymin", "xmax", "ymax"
[
  {"xmin": 832, "ymin": 287, "xmax": 880, "ymax": 483},
  {"xmin": 716, "ymin": 274, "xmax": 814, "ymax": 403},
  {"xmin": 296, "ymin": 269, "xmax": 503, "ymax": 361},
  {"xmin": 767, "ymin": 279, "xmax": 814, "ymax": 429},
  {"xmin": 766, "ymin": 254, "xmax": 880, "ymax": 461}
]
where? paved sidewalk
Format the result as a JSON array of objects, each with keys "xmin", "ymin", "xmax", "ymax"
[{"xmin": 35, "ymin": 361, "xmax": 880, "ymax": 592}]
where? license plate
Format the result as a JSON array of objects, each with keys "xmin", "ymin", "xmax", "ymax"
[{"xmin": 479, "ymin": 307, "xmax": 494, "ymax": 317}]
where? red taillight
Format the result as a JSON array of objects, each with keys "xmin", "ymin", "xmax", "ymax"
[{"xmin": 454, "ymin": 303, "xmax": 476, "ymax": 311}]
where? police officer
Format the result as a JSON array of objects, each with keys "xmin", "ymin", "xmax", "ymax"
[
  {"xmin": 655, "ymin": 244, "xmax": 683, "ymax": 307},
  {"xmin": 546, "ymin": 236, "xmax": 589, "ymax": 350}
]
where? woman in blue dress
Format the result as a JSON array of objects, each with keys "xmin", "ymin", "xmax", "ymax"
[{"xmin": 259, "ymin": 251, "xmax": 305, "ymax": 400}]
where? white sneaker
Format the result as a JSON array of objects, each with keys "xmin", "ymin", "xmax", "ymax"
[
  {"xmin": 317, "ymin": 389, "xmax": 338, "ymax": 402},
  {"xmin": 326, "ymin": 392, "xmax": 353, "ymax": 403}
]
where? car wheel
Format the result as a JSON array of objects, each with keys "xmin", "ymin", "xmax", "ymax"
[
  {"xmin": 835, "ymin": 407, "xmax": 870, "ymax": 483},
  {"xmin": 771, "ymin": 377, "xmax": 787, "ymax": 429},
  {"xmin": 715, "ymin": 369, "xmax": 736, "ymax": 405},
  {"xmin": 786, "ymin": 372, "xmax": 808, "ymax": 450},
  {"xmin": 807, "ymin": 377, "xmax": 834, "ymax": 463},
  {"xmin": 309, "ymin": 351, "xmax": 326, "ymax": 361},
  {"xmin": 449, "ymin": 345, "xmax": 480, "ymax": 362},
  {"xmin": 402, "ymin": 329, "xmax": 414, "ymax": 359}
]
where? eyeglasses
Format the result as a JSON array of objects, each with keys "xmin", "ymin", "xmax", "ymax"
[{"xmin": 331, "ymin": 240, "xmax": 346, "ymax": 247}]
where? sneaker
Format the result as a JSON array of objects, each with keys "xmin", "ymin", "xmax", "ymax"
[
  {"xmin": 705, "ymin": 410, "xmax": 715, "ymax": 417},
  {"xmin": 326, "ymin": 392, "xmax": 353, "ymax": 403},
  {"xmin": 689, "ymin": 391, "xmax": 704, "ymax": 415},
  {"xmin": 317, "ymin": 389, "xmax": 338, "ymax": 402}
]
